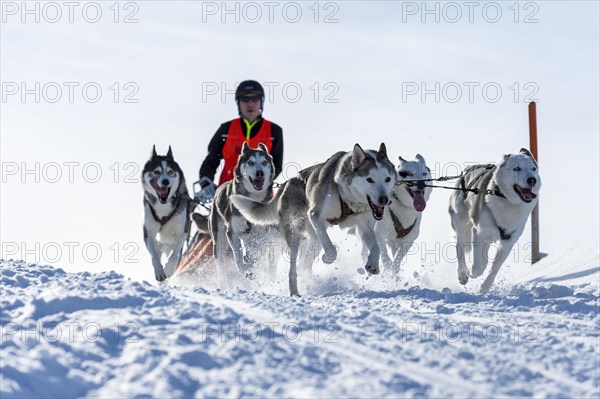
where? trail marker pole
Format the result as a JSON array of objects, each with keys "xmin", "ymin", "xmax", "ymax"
[{"xmin": 528, "ymin": 102, "xmax": 540, "ymax": 264}]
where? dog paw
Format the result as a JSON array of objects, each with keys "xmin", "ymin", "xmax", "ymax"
[
  {"xmin": 322, "ymin": 246, "xmax": 337, "ymax": 264},
  {"xmin": 365, "ymin": 263, "xmax": 380, "ymax": 275},
  {"xmin": 155, "ymin": 271, "xmax": 167, "ymax": 282},
  {"xmin": 245, "ymin": 271, "xmax": 255, "ymax": 280},
  {"xmin": 458, "ymin": 272, "xmax": 469, "ymax": 285},
  {"xmin": 479, "ymin": 283, "xmax": 491, "ymax": 294}
]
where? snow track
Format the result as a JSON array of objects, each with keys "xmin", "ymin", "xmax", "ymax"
[{"xmin": 1, "ymin": 245, "xmax": 599, "ymax": 398}]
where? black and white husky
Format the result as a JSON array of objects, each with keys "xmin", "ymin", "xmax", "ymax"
[
  {"xmin": 376, "ymin": 154, "xmax": 432, "ymax": 272},
  {"xmin": 449, "ymin": 148, "xmax": 541, "ymax": 293},
  {"xmin": 209, "ymin": 142, "xmax": 276, "ymax": 283},
  {"xmin": 142, "ymin": 146, "xmax": 193, "ymax": 282},
  {"xmin": 231, "ymin": 143, "xmax": 397, "ymax": 296}
]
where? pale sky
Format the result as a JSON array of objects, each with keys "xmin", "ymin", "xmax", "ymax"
[{"xmin": 1, "ymin": 1, "xmax": 598, "ymax": 282}]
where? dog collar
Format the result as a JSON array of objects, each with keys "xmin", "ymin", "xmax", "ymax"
[
  {"xmin": 492, "ymin": 184, "xmax": 507, "ymax": 198},
  {"xmin": 389, "ymin": 210, "xmax": 417, "ymax": 238}
]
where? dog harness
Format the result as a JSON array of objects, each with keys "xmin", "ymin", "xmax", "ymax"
[
  {"xmin": 389, "ymin": 211, "xmax": 417, "ymax": 238},
  {"xmin": 327, "ymin": 194, "xmax": 355, "ymax": 225},
  {"xmin": 219, "ymin": 118, "xmax": 272, "ymax": 185},
  {"xmin": 149, "ymin": 193, "xmax": 194, "ymax": 234}
]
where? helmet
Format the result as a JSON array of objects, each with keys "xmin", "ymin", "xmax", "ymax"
[
  {"xmin": 235, "ymin": 80, "xmax": 264, "ymax": 100},
  {"xmin": 235, "ymin": 80, "xmax": 265, "ymax": 115}
]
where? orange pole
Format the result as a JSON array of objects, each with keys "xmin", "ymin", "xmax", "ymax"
[{"xmin": 528, "ymin": 102, "xmax": 540, "ymax": 264}]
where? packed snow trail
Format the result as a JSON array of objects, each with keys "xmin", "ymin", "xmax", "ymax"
[{"xmin": 1, "ymin": 245, "xmax": 598, "ymax": 398}]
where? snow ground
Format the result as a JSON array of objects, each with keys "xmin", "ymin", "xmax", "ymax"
[{"xmin": 1, "ymin": 243, "xmax": 599, "ymax": 398}]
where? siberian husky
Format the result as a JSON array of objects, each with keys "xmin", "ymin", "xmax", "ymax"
[
  {"xmin": 142, "ymin": 146, "xmax": 194, "ymax": 282},
  {"xmin": 449, "ymin": 148, "xmax": 541, "ymax": 293},
  {"xmin": 231, "ymin": 143, "xmax": 397, "ymax": 296},
  {"xmin": 209, "ymin": 142, "xmax": 276, "ymax": 283},
  {"xmin": 376, "ymin": 154, "xmax": 432, "ymax": 272}
]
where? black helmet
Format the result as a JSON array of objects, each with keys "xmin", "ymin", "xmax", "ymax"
[
  {"xmin": 235, "ymin": 80, "xmax": 265, "ymax": 115},
  {"xmin": 235, "ymin": 80, "xmax": 264, "ymax": 100}
]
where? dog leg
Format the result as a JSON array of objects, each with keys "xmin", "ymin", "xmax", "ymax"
[
  {"xmin": 309, "ymin": 211, "xmax": 337, "ymax": 264},
  {"xmin": 470, "ymin": 227, "xmax": 487, "ymax": 279},
  {"xmin": 480, "ymin": 240, "xmax": 515, "ymax": 294},
  {"xmin": 285, "ymin": 229, "xmax": 302, "ymax": 297},
  {"xmin": 227, "ymin": 228, "xmax": 253, "ymax": 276},
  {"xmin": 390, "ymin": 241, "xmax": 411, "ymax": 274},
  {"xmin": 358, "ymin": 221, "xmax": 380, "ymax": 275},
  {"xmin": 144, "ymin": 230, "xmax": 167, "ymax": 282},
  {"xmin": 212, "ymin": 224, "xmax": 229, "ymax": 290},
  {"xmin": 164, "ymin": 235, "xmax": 186, "ymax": 278},
  {"xmin": 450, "ymin": 212, "xmax": 470, "ymax": 285},
  {"xmin": 377, "ymin": 233, "xmax": 393, "ymax": 270}
]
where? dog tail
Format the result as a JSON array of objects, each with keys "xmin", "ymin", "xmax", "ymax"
[
  {"xmin": 192, "ymin": 212, "xmax": 209, "ymax": 233},
  {"xmin": 230, "ymin": 192, "xmax": 282, "ymax": 226}
]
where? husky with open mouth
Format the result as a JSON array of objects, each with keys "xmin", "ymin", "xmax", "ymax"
[
  {"xmin": 231, "ymin": 143, "xmax": 397, "ymax": 296},
  {"xmin": 142, "ymin": 146, "xmax": 194, "ymax": 282},
  {"xmin": 375, "ymin": 154, "xmax": 432, "ymax": 272},
  {"xmin": 209, "ymin": 142, "xmax": 276, "ymax": 284},
  {"xmin": 449, "ymin": 148, "xmax": 541, "ymax": 294}
]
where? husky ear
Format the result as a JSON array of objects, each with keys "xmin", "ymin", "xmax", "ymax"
[
  {"xmin": 258, "ymin": 142, "xmax": 268, "ymax": 153},
  {"xmin": 166, "ymin": 146, "xmax": 174, "ymax": 160},
  {"xmin": 151, "ymin": 145, "xmax": 158, "ymax": 159},
  {"xmin": 241, "ymin": 141, "xmax": 250, "ymax": 153},
  {"xmin": 398, "ymin": 155, "xmax": 405, "ymax": 162},
  {"xmin": 352, "ymin": 143, "xmax": 366, "ymax": 166},
  {"xmin": 520, "ymin": 148, "xmax": 533, "ymax": 158},
  {"xmin": 415, "ymin": 154, "xmax": 426, "ymax": 164},
  {"xmin": 378, "ymin": 143, "xmax": 388, "ymax": 158}
]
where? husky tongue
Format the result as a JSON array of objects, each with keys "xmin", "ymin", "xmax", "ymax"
[
  {"xmin": 413, "ymin": 193, "xmax": 426, "ymax": 212},
  {"xmin": 520, "ymin": 187, "xmax": 535, "ymax": 201},
  {"xmin": 252, "ymin": 178, "xmax": 264, "ymax": 190},
  {"xmin": 150, "ymin": 179, "xmax": 169, "ymax": 202},
  {"xmin": 514, "ymin": 185, "xmax": 537, "ymax": 202}
]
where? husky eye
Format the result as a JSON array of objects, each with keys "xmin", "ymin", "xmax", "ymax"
[
  {"xmin": 422, "ymin": 172, "xmax": 427, "ymax": 176},
  {"xmin": 153, "ymin": 170, "xmax": 160, "ymax": 176},
  {"xmin": 248, "ymin": 160, "xmax": 255, "ymax": 166},
  {"xmin": 532, "ymin": 167, "xmax": 537, "ymax": 171},
  {"xmin": 385, "ymin": 177, "xmax": 391, "ymax": 183},
  {"xmin": 167, "ymin": 170, "xmax": 175, "ymax": 176},
  {"xmin": 513, "ymin": 166, "xmax": 521, "ymax": 172},
  {"xmin": 261, "ymin": 160, "xmax": 268, "ymax": 166},
  {"xmin": 367, "ymin": 178, "xmax": 374, "ymax": 183}
]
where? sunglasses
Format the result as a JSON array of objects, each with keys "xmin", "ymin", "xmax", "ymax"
[{"xmin": 239, "ymin": 95, "xmax": 261, "ymax": 103}]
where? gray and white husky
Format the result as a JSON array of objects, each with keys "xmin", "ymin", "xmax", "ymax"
[
  {"xmin": 142, "ymin": 146, "xmax": 194, "ymax": 282},
  {"xmin": 231, "ymin": 143, "xmax": 397, "ymax": 296},
  {"xmin": 376, "ymin": 154, "xmax": 432, "ymax": 272},
  {"xmin": 449, "ymin": 148, "xmax": 541, "ymax": 294},
  {"xmin": 209, "ymin": 142, "xmax": 275, "ymax": 282}
]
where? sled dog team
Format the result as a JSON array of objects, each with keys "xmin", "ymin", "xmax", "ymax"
[{"xmin": 142, "ymin": 143, "xmax": 541, "ymax": 296}]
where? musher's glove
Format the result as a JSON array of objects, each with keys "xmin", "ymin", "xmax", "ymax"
[{"xmin": 194, "ymin": 177, "xmax": 217, "ymax": 203}]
